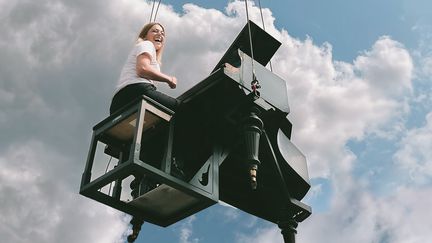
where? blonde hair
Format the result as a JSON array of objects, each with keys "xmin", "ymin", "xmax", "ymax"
[{"xmin": 137, "ymin": 22, "xmax": 165, "ymax": 64}]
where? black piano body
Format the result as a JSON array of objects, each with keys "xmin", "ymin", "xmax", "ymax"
[{"xmin": 173, "ymin": 21, "xmax": 311, "ymax": 224}]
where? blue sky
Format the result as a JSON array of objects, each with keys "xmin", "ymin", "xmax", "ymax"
[
  {"xmin": 166, "ymin": 0, "xmax": 432, "ymax": 61},
  {"xmin": 0, "ymin": 1, "xmax": 431, "ymax": 243}
]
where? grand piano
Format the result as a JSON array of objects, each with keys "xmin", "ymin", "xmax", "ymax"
[{"xmin": 80, "ymin": 20, "xmax": 311, "ymax": 243}]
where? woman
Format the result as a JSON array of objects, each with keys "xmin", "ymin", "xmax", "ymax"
[
  {"xmin": 110, "ymin": 22, "xmax": 179, "ymax": 114},
  {"xmin": 112, "ymin": 23, "xmax": 184, "ymax": 243}
]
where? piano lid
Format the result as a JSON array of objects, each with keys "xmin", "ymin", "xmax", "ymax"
[{"xmin": 212, "ymin": 20, "xmax": 281, "ymax": 73}]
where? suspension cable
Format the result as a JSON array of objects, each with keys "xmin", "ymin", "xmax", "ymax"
[
  {"xmin": 152, "ymin": 0, "xmax": 162, "ymax": 22},
  {"xmin": 257, "ymin": 0, "xmax": 265, "ymax": 31},
  {"xmin": 149, "ymin": 0, "xmax": 156, "ymax": 22},
  {"xmin": 149, "ymin": 0, "xmax": 162, "ymax": 23},
  {"xmin": 256, "ymin": 0, "xmax": 273, "ymax": 72},
  {"xmin": 244, "ymin": 0, "xmax": 260, "ymax": 95}
]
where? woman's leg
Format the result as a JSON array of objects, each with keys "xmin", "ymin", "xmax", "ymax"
[
  {"xmin": 110, "ymin": 83, "xmax": 179, "ymax": 114},
  {"xmin": 141, "ymin": 84, "xmax": 180, "ymax": 111}
]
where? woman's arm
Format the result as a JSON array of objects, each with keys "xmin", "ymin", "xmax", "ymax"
[
  {"xmin": 136, "ymin": 53, "xmax": 177, "ymax": 88},
  {"xmin": 136, "ymin": 52, "xmax": 177, "ymax": 89}
]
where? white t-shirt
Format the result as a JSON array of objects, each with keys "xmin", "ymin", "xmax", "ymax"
[{"xmin": 114, "ymin": 40, "xmax": 160, "ymax": 95}]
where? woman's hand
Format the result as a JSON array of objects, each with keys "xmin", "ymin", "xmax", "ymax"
[
  {"xmin": 224, "ymin": 63, "xmax": 239, "ymax": 73},
  {"xmin": 168, "ymin": 76, "xmax": 177, "ymax": 89}
]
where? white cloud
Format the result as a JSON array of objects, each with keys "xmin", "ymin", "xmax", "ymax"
[
  {"xmin": 218, "ymin": 202, "xmax": 241, "ymax": 222},
  {"xmin": 0, "ymin": 141, "xmax": 129, "ymax": 243},
  {"xmin": 235, "ymin": 226, "xmax": 282, "ymax": 243},
  {"xmin": 272, "ymin": 33, "xmax": 413, "ymax": 178},
  {"xmin": 305, "ymin": 183, "xmax": 323, "ymax": 199},
  {"xmin": 394, "ymin": 112, "xmax": 432, "ymax": 184},
  {"xmin": 354, "ymin": 36, "xmax": 413, "ymax": 97},
  {"xmin": 297, "ymin": 186, "xmax": 432, "ymax": 243},
  {"xmin": 179, "ymin": 215, "xmax": 199, "ymax": 243},
  {"xmin": 0, "ymin": 1, "xmax": 428, "ymax": 243},
  {"xmin": 235, "ymin": 182, "xmax": 432, "ymax": 243},
  {"xmin": 420, "ymin": 56, "xmax": 432, "ymax": 77}
]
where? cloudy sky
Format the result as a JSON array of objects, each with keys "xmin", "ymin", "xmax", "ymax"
[{"xmin": 1, "ymin": 0, "xmax": 431, "ymax": 242}]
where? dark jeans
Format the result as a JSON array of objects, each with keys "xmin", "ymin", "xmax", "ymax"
[{"xmin": 110, "ymin": 83, "xmax": 180, "ymax": 114}]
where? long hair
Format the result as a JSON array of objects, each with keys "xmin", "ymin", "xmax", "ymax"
[{"xmin": 137, "ymin": 22, "xmax": 165, "ymax": 64}]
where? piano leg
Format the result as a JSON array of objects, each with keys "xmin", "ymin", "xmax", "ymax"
[
  {"xmin": 243, "ymin": 107, "xmax": 263, "ymax": 189},
  {"xmin": 278, "ymin": 219, "xmax": 298, "ymax": 243}
]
